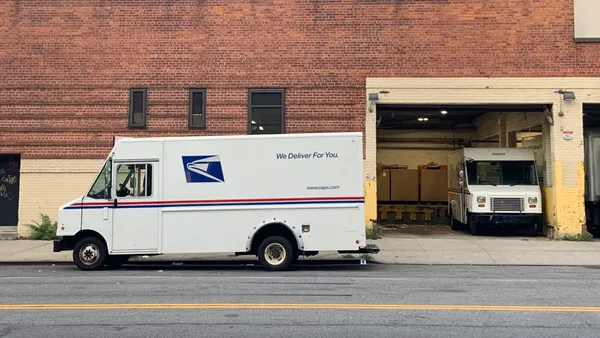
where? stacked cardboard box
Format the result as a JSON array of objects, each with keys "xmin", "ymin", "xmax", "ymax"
[
  {"xmin": 377, "ymin": 162, "xmax": 448, "ymax": 203},
  {"xmin": 376, "ymin": 164, "xmax": 391, "ymax": 202},
  {"xmin": 377, "ymin": 164, "xmax": 419, "ymax": 202},
  {"xmin": 419, "ymin": 168, "xmax": 448, "ymax": 202}
]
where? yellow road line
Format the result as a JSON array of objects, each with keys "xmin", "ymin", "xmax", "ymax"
[{"xmin": 0, "ymin": 303, "xmax": 600, "ymax": 312}]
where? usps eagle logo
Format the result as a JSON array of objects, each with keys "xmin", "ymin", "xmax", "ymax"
[{"xmin": 181, "ymin": 155, "xmax": 225, "ymax": 183}]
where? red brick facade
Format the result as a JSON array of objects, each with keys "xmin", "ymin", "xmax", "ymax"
[{"xmin": 1, "ymin": 0, "xmax": 599, "ymax": 159}]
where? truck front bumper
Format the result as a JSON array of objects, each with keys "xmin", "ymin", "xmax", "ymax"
[
  {"xmin": 471, "ymin": 214, "xmax": 542, "ymax": 226},
  {"xmin": 53, "ymin": 236, "xmax": 75, "ymax": 252}
]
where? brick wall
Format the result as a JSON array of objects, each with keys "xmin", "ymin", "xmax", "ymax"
[{"xmin": 1, "ymin": 0, "xmax": 599, "ymax": 158}]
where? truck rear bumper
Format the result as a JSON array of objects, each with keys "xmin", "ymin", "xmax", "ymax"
[
  {"xmin": 338, "ymin": 244, "xmax": 380, "ymax": 254},
  {"xmin": 472, "ymin": 214, "xmax": 542, "ymax": 226}
]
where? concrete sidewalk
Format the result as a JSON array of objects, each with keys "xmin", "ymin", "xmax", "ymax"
[{"xmin": 1, "ymin": 232, "xmax": 600, "ymax": 265}]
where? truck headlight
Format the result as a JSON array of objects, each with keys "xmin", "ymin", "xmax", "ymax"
[
  {"xmin": 528, "ymin": 197, "xmax": 538, "ymax": 204},
  {"xmin": 477, "ymin": 196, "xmax": 486, "ymax": 203}
]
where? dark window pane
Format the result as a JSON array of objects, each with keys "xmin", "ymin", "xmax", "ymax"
[
  {"xmin": 146, "ymin": 164, "xmax": 152, "ymax": 196},
  {"xmin": 251, "ymin": 92, "xmax": 282, "ymax": 106},
  {"xmin": 133, "ymin": 113, "xmax": 144, "ymax": 125},
  {"xmin": 132, "ymin": 91, "xmax": 144, "ymax": 114},
  {"xmin": 250, "ymin": 107, "xmax": 282, "ymax": 134},
  {"xmin": 191, "ymin": 113, "xmax": 203, "ymax": 126},
  {"xmin": 192, "ymin": 92, "xmax": 203, "ymax": 114}
]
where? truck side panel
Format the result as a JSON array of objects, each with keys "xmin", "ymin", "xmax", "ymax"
[{"xmin": 158, "ymin": 133, "xmax": 365, "ymax": 254}]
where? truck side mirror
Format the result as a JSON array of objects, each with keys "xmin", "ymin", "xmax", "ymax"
[{"xmin": 458, "ymin": 170, "xmax": 464, "ymax": 179}]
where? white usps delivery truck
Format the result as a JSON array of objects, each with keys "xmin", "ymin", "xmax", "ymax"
[
  {"xmin": 447, "ymin": 147, "xmax": 542, "ymax": 236},
  {"xmin": 53, "ymin": 132, "xmax": 379, "ymax": 271}
]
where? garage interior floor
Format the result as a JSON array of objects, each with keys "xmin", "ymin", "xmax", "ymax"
[{"xmin": 377, "ymin": 223, "xmax": 542, "ymax": 239}]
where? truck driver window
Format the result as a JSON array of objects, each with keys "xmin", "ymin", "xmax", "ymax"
[
  {"xmin": 115, "ymin": 164, "xmax": 153, "ymax": 198},
  {"xmin": 87, "ymin": 161, "xmax": 111, "ymax": 199},
  {"xmin": 466, "ymin": 161, "xmax": 537, "ymax": 186}
]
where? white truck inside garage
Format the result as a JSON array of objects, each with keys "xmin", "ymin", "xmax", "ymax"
[{"xmin": 375, "ymin": 104, "xmax": 548, "ymax": 237}]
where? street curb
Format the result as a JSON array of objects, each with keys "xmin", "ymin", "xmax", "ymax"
[{"xmin": 0, "ymin": 259, "xmax": 381, "ymax": 266}]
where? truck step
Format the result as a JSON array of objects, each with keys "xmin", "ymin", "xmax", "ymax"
[{"xmin": 337, "ymin": 244, "xmax": 380, "ymax": 254}]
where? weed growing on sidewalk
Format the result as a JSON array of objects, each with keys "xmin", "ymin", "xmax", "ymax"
[
  {"xmin": 366, "ymin": 221, "xmax": 380, "ymax": 239},
  {"xmin": 25, "ymin": 214, "xmax": 58, "ymax": 240},
  {"xmin": 562, "ymin": 231, "xmax": 594, "ymax": 242}
]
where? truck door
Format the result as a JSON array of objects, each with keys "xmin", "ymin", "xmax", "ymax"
[
  {"xmin": 111, "ymin": 161, "xmax": 159, "ymax": 252},
  {"xmin": 458, "ymin": 161, "xmax": 467, "ymax": 223}
]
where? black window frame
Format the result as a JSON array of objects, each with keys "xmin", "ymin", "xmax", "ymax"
[
  {"xmin": 128, "ymin": 88, "xmax": 147, "ymax": 129},
  {"xmin": 188, "ymin": 88, "xmax": 207, "ymax": 129},
  {"xmin": 247, "ymin": 88, "xmax": 286, "ymax": 135}
]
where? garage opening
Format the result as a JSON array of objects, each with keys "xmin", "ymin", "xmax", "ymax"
[
  {"xmin": 375, "ymin": 103, "xmax": 551, "ymax": 237},
  {"xmin": 583, "ymin": 103, "xmax": 600, "ymax": 237}
]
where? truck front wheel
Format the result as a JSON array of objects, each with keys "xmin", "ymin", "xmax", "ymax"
[
  {"xmin": 257, "ymin": 236, "xmax": 294, "ymax": 271},
  {"xmin": 469, "ymin": 215, "xmax": 482, "ymax": 236},
  {"xmin": 72, "ymin": 236, "xmax": 107, "ymax": 271}
]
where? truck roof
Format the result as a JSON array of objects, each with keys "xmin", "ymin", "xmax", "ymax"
[
  {"xmin": 460, "ymin": 147, "xmax": 535, "ymax": 161},
  {"xmin": 114, "ymin": 132, "xmax": 363, "ymax": 144}
]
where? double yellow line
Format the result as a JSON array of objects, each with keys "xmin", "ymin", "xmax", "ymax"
[{"xmin": 0, "ymin": 303, "xmax": 600, "ymax": 312}]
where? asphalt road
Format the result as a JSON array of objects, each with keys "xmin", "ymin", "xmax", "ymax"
[{"xmin": 1, "ymin": 262, "xmax": 600, "ymax": 338}]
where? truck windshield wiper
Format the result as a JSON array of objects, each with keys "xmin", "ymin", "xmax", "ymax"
[
  {"xmin": 509, "ymin": 181, "xmax": 532, "ymax": 186},
  {"xmin": 478, "ymin": 180, "xmax": 497, "ymax": 186}
]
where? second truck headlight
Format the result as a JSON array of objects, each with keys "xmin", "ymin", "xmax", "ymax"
[
  {"xmin": 477, "ymin": 196, "xmax": 486, "ymax": 203},
  {"xmin": 528, "ymin": 197, "xmax": 538, "ymax": 204}
]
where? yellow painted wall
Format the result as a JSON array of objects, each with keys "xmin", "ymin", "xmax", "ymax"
[
  {"xmin": 17, "ymin": 159, "xmax": 104, "ymax": 236},
  {"xmin": 364, "ymin": 181, "xmax": 376, "ymax": 229},
  {"xmin": 552, "ymin": 161, "xmax": 586, "ymax": 236},
  {"xmin": 542, "ymin": 186, "xmax": 555, "ymax": 233}
]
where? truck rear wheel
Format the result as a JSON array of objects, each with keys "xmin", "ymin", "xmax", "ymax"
[
  {"xmin": 72, "ymin": 236, "xmax": 107, "ymax": 271},
  {"xmin": 449, "ymin": 214, "xmax": 461, "ymax": 231},
  {"xmin": 257, "ymin": 236, "xmax": 294, "ymax": 271}
]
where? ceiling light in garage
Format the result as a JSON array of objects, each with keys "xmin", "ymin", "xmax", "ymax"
[
  {"xmin": 441, "ymin": 110, "xmax": 448, "ymax": 115},
  {"xmin": 418, "ymin": 117, "xmax": 429, "ymax": 122}
]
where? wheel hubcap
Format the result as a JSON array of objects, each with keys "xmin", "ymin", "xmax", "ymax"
[
  {"xmin": 264, "ymin": 243, "xmax": 286, "ymax": 266},
  {"xmin": 79, "ymin": 244, "xmax": 100, "ymax": 265}
]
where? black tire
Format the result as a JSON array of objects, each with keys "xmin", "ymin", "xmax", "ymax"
[
  {"xmin": 469, "ymin": 215, "xmax": 481, "ymax": 236},
  {"xmin": 524, "ymin": 223, "xmax": 538, "ymax": 237},
  {"xmin": 72, "ymin": 236, "xmax": 107, "ymax": 271},
  {"xmin": 449, "ymin": 215, "xmax": 461, "ymax": 231},
  {"xmin": 105, "ymin": 255, "xmax": 130, "ymax": 269},
  {"xmin": 257, "ymin": 236, "xmax": 294, "ymax": 271}
]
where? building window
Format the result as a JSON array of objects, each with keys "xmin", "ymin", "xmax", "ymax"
[
  {"xmin": 248, "ymin": 89, "xmax": 285, "ymax": 134},
  {"xmin": 575, "ymin": 0, "xmax": 600, "ymax": 42},
  {"xmin": 189, "ymin": 89, "xmax": 206, "ymax": 129},
  {"xmin": 129, "ymin": 88, "xmax": 147, "ymax": 128}
]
